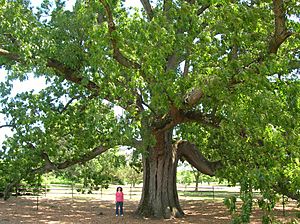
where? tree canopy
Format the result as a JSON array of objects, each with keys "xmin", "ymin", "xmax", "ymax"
[{"xmin": 0, "ymin": 0, "xmax": 300, "ymax": 221}]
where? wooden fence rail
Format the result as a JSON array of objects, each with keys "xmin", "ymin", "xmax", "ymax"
[{"xmin": 7, "ymin": 183, "xmax": 244, "ymax": 200}]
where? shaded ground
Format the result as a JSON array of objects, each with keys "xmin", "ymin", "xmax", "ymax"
[{"xmin": 0, "ymin": 197, "xmax": 299, "ymax": 223}]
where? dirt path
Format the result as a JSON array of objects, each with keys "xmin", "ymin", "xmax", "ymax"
[{"xmin": 0, "ymin": 197, "xmax": 298, "ymax": 223}]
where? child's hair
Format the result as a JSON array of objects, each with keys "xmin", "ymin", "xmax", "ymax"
[{"xmin": 116, "ymin": 187, "xmax": 123, "ymax": 192}]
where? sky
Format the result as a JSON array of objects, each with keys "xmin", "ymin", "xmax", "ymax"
[
  {"xmin": 0, "ymin": 0, "xmax": 142, "ymax": 145},
  {"xmin": 30, "ymin": 0, "xmax": 142, "ymax": 11}
]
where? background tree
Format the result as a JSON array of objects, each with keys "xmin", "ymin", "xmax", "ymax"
[
  {"xmin": 177, "ymin": 169, "xmax": 193, "ymax": 186},
  {"xmin": 177, "ymin": 162, "xmax": 219, "ymax": 191},
  {"xmin": 58, "ymin": 148, "xmax": 126, "ymax": 193},
  {"xmin": 191, "ymin": 167, "xmax": 202, "ymax": 192},
  {"xmin": 119, "ymin": 165, "xmax": 143, "ymax": 188},
  {"xmin": 0, "ymin": 0, "xmax": 300, "ymax": 221},
  {"xmin": 117, "ymin": 150, "xmax": 143, "ymax": 187}
]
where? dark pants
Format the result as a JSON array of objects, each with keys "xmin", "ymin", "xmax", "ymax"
[{"xmin": 116, "ymin": 202, "xmax": 123, "ymax": 215}]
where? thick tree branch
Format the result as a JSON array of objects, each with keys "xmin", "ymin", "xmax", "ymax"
[
  {"xmin": 140, "ymin": 0, "xmax": 153, "ymax": 20},
  {"xmin": 176, "ymin": 140, "xmax": 222, "ymax": 176},
  {"xmin": 0, "ymin": 48, "xmax": 139, "ymax": 124},
  {"xmin": 33, "ymin": 146, "xmax": 109, "ymax": 174},
  {"xmin": 268, "ymin": 0, "xmax": 293, "ymax": 54},
  {"xmin": 154, "ymin": 105, "xmax": 220, "ymax": 133},
  {"xmin": 0, "ymin": 48, "xmax": 104, "ymax": 103},
  {"xmin": 3, "ymin": 178, "xmax": 23, "ymax": 200},
  {"xmin": 46, "ymin": 59, "xmax": 100, "ymax": 93},
  {"xmin": 183, "ymin": 88, "xmax": 203, "ymax": 107},
  {"xmin": 152, "ymin": 86, "xmax": 211, "ymax": 132},
  {"xmin": 3, "ymin": 145, "xmax": 109, "ymax": 200},
  {"xmin": 0, "ymin": 48, "xmax": 100, "ymax": 93},
  {"xmin": 99, "ymin": 0, "xmax": 141, "ymax": 70}
]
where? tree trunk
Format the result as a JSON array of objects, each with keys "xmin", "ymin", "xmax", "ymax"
[
  {"xmin": 136, "ymin": 135, "xmax": 224, "ymax": 218},
  {"xmin": 136, "ymin": 130, "xmax": 184, "ymax": 218}
]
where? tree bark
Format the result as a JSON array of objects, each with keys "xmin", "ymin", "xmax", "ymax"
[
  {"xmin": 177, "ymin": 140, "xmax": 222, "ymax": 176},
  {"xmin": 3, "ymin": 178, "xmax": 23, "ymax": 200},
  {"xmin": 136, "ymin": 131, "xmax": 222, "ymax": 218},
  {"xmin": 136, "ymin": 130, "xmax": 183, "ymax": 218}
]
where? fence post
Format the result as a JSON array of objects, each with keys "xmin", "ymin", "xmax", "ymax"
[
  {"xmin": 36, "ymin": 184, "xmax": 39, "ymax": 211},
  {"xmin": 130, "ymin": 185, "xmax": 132, "ymax": 199},
  {"xmin": 45, "ymin": 182, "xmax": 47, "ymax": 197},
  {"xmin": 212, "ymin": 186, "xmax": 215, "ymax": 201},
  {"xmin": 72, "ymin": 183, "xmax": 74, "ymax": 203},
  {"xmin": 282, "ymin": 194, "xmax": 285, "ymax": 216},
  {"xmin": 45, "ymin": 174, "xmax": 47, "ymax": 197}
]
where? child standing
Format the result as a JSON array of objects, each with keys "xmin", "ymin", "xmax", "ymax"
[{"xmin": 115, "ymin": 187, "xmax": 124, "ymax": 216}]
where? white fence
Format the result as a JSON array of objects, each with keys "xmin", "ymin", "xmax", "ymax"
[{"xmin": 12, "ymin": 183, "xmax": 243, "ymax": 201}]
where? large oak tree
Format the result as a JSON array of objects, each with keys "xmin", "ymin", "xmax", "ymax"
[{"xmin": 0, "ymin": 0, "xmax": 299, "ymax": 220}]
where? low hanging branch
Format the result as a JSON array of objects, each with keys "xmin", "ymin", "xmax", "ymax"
[
  {"xmin": 176, "ymin": 141, "xmax": 300, "ymax": 201},
  {"xmin": 176, "ymin": 140, "xmax": 222, "ymax": 176},
  {"xmin": 34, "ymin": 146, "xmax": 109, "ymax": 174},
  {"xmin": 3, "ymin": 145, "xmax": 109, "ymax": 200}
]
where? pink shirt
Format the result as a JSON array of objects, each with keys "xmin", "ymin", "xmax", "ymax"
[{"xmin": 116, "ymin": 192, "xmax": 124, "ymax": 202}]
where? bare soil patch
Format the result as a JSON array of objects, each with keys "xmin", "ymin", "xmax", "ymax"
[{"xmin": 0, "ymin": 197, "xmax": 298, "ymax": 223}]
